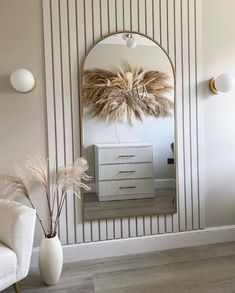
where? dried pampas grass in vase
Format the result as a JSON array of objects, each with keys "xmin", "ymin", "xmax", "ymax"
[
  {"xmin": 0, "ymin": 156, "xmax": 91, "ymax": 285},
  {"xmin": 82, "ymin": 64, "xmax": 174, "ymax": 125},
  {"xmin": 0, "ymin": 156, "xmax": 91, "ymax": 238}
]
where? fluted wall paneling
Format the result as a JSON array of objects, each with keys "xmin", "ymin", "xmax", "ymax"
[{"xmin": 42, "ymin": 0, "xmax": 203, "ymax": 245}]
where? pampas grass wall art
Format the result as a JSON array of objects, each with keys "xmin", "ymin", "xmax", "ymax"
[{"xmin": 82, "ymin": 64, "xmax": 174, "ymax": 125}]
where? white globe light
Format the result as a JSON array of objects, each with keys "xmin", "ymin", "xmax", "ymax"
[
  {"xmin": 10, "ymin": 69, "xmax": 36, "ymax": 93},
  {"xmin": 126, "ymin": 36, "xmax": 137, "ymax": 48},
  {"xmin": 215, "ymin": 73, "xmax": 235, "ymax": 93}
]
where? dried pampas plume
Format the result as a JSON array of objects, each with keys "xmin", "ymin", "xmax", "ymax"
[
  {"xmin": 26, "ymin": 156, "xmax": 48, "ymax": 189},
  {"xmin": 82, "ymin": 64, "xmax": 174, "ymax": 125},
  {"xmin": 56, "ymin": 158, "xmax": 91, "ymax": 199},
  {"xmin": 0, "ymin": 164, "xmax": 30, "ymax": 199}
]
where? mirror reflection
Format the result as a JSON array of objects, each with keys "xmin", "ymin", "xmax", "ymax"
[{"xmin": 81, "ymin": 32, "xmax": 176, "ymax": 220}]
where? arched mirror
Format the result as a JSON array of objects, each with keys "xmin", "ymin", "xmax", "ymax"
[{"xmin": 80, "ymin": 32, "xmax": 176, "ymax": 221}]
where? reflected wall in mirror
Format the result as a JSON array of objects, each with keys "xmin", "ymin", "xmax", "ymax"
[{"xmin": 81, "ymin": 32, "xmax": 176, "ymax": 221}]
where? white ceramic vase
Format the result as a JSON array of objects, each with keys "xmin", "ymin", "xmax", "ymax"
[{"xmin": 39, "ymin": 235, "xmax": 63, "ymax": 285}]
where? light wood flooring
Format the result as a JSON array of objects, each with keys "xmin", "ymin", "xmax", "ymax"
[
  {"xmin": 4, "ymin": 241, "xmax": 235, "ymax": 293},
  {"xmin": 84, "ymin": 188, "xmax": 176, "ymax": 220}
]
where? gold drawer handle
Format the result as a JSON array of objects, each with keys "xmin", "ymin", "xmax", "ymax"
[
  {"xmin": 118, "ymin": 170, "xmax": 136, "ymax": 174},
  {"xmin": 119, "ymin": 186, "xmax": 136, "ymax": 189},
  {"xmin": 118, "ymin": 155, "xmax": 135, "ymax": 158}
]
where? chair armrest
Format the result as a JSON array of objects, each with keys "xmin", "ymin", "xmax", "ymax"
[{"xmin": 0, "ymin": 199, "xmax": 36, "ymax": 280}]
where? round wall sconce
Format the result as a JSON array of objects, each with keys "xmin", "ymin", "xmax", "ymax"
[
  {"xmin": 123, "ymin": 34, "xmax": 137, "ymax": 49},
  {"xmin": 126, "ymin": 35, "xmax": 137, "ymax": 48},
  {"xmin": 10, "ymin": 68, "xmax": 36, "ymax": 93},
  {"xmin": 209, "ymin": 73, "xmax": 235, "ymax": 94}
]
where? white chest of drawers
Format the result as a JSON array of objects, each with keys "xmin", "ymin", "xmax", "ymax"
[{"xmin": 94, "ymin": 143, "xmax": 154, "ymax": 201}]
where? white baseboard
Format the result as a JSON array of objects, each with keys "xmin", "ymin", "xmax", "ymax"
[{"xmin": 30, "ymin": 225, "xmax": 235, "ymax": 267}]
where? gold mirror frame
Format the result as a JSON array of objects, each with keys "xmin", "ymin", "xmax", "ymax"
[{"xmin": 79, "ymin": 31, "xmax": 178, "ymax": 221}]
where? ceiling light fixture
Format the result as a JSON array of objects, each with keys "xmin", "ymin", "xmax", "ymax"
[
  {"xmin": 126, "ymin": 34, "xmax": 137, "ymax": 49},
  {"xmin": 123, "ymin": 34, "xmax": 137, "ymax": 49}
]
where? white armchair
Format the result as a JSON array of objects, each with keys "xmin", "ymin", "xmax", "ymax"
[{"xmin": 0, "ymin": 199, "xmax": 36, "ymax": 292}]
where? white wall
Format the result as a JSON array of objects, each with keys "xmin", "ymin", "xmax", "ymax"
[
  {"xmin": 0, "ymin": 0, "xmax": 48, "ymax": 246},
  {"xmin": 202, "ymin": 0, "xmax": 235, "ymax": 227}
]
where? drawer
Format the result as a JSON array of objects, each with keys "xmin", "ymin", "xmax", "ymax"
[
  {"xmin": 98, "ymin": 179, "xmax": 154, "ymax": 197},
  {"xmin": 97, "ymin": 147, "xmax": 153, "ymax": 165},
  {"xmin": 98, "ymin": 163, "xmax": 153, "ymax": 180}
]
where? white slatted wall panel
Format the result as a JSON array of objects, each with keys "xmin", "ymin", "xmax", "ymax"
[{"xmin": 42, "ymin": 0, "xmax": 203, "ymax": 245}]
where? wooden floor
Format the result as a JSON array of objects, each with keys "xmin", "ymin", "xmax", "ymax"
[{"xmin": 4, "ymin": 241, "xmax": 235, "ymax": 293}]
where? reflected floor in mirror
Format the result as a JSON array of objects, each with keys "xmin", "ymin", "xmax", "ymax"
[{"xmin": 83, "ymin": 188, "xmax": 175, "ymax": 220}]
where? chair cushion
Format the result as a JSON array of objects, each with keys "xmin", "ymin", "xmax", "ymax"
[{"xmin": 0, "ymin": 242, "xmax": 17, "ymax": 279}]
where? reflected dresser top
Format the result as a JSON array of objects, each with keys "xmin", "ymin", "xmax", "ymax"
[{"xmin": 94, "ymin": 143, "xmax": 153, "ymax": 149}]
